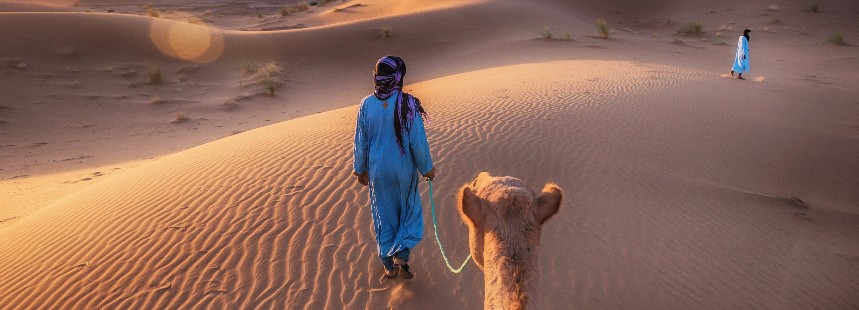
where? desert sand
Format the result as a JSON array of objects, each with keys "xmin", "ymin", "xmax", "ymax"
[{"xmin": 1, "ymin": 0, "xmax": 858, "ymax": 308}]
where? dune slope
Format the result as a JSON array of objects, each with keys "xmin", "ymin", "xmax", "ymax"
[{"xmin": 1, "ymin": 59, "xmax": 857, "ymax": 309}]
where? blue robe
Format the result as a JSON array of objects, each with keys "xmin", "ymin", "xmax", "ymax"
[
  {"xmin": 353, "ymin": 91, "xmax": 434, "ymax": 260},
  {"xmin": 732, "ymin": 36, "xmax": 750, "ymax": 73}
]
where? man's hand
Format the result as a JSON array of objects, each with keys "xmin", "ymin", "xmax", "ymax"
[
  {"xmin": 423, "ymin": 167, "xmax": 437, "ymax": 182},
  {"xmin": 354, "ymin": 172, "xmax": 369, "ymax": 186}
]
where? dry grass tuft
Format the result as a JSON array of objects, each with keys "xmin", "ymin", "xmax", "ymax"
[
  {"xmin": 259, "ymin": 63, "xmax": 282, "ymax": 95},
  {"xmin": 241, "ymin": 62, "xmax": 284, "ymax": 96},
  {"xmin": 258, "ymin": 62, "xmax": 283, "ymax": 78},
  {"xmin": 827, "ymin": 32, "xmax": 845, "ymax": 45},
  {"xmin": 145, "ymin": 6, "xmax": 161, "ymax": 18},
  {"xmin": 281, "ymin": 2, "xmax": 309, "ymax": 16},
  {"xmin": 223, "ymin": 98, "xmax": 239, "ymax": 109},
  {"xmin": 596, "ymin": 18, "xmax": 610, "ymax": 39},
  {"xmin": 541, "ymin": 27, "xmax": 552, "ymax": 39},
  {"xmin": 809, "ymin": 3, "xmax": 819, "ymax": 12},
  {"xmin": 264, "ymin": 80, "xmax": 276, "ymax": 96},
  {"xmin": 173, "ymin": 111, "xmax": 188, "ymax": 123},
  {"xmin": 677, "ymin": 22, "xmax": 703, "ymax": 36},
  {"xmin": 381, "ymin": 26, "xmax": 391, "ymax": 39},
  {"xmin": 148, "ymin": 65, "xmax": 163, "ymax": 85}
]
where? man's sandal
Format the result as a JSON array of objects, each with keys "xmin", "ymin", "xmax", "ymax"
[
  {"xmin": 383, "ymin": 265, "xmax": 399, "ymax": 279},
  {"xmin": 393, "ymin": 257, "xmax": 413, "ymax": 279}
]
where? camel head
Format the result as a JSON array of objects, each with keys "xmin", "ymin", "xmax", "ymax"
[{"xmin": 457, "ymin": 172, "xmax": 563, "ymax": 271}]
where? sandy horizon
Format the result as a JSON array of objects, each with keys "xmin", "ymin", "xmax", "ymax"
[{"xmin": 1, "ymin": 0, "xmax": 857, "ymax": 308}]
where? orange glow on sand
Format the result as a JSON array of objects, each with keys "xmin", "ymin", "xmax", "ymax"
[{"xmin": 149, "ymin": 19, "xmax": 224, "ymax": 63}]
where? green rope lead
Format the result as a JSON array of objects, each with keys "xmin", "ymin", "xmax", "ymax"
[{"xmin": 428, "ymin": 180, "xmax": 471, "ymax": 273}]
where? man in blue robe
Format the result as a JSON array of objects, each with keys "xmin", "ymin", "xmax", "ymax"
[
  {"xmin": 731, "ymin": 29, "xmax": 751, "ymax": 80},
  {"xmin": 353, "ymin": 56, "xmax": 436, "ymax": 279}
]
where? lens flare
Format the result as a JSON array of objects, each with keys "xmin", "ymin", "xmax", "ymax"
[{"xmin": 149, "ymin": 18, "xmax": 224, "ymax": 63}]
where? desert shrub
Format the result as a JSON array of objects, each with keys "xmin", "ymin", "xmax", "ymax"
[
  {"xmin": 810, "ymin": 3, "xmax": 819, "ymax": 12},
  {"xmin": 264, "ymin": 80, "xmax": 277, "ymax": 95},
  {"xmin": 223, "ymin": 98, "xmax": 239, "ymax": 109},
  {"xmin": 381, "ymin": 26, "xmax": 390, "ymax": 39},
  {"xmin": 596, "ymin": 18, "xmax": 610, "ymax": 39},
  {"xmin": 827, "ymin": 32, "xmax": 845, "ymax": 45},
  {"xmin": 174, "ymin": 111, "xmax": 188, "ymax": 122},
  {"xmin": 145, "ymin": 7, "xmax": 161, "ymax": 18},
  {"xmin": 258, "ymin": 62, "xmax": 282, "ymax": 78},
  {"xmin": 541, "ymin": 27, "xmax": 552, "ymax": 39},
  {"xmin": 677, "ymin": 22, "xmax": 703, "ymax": 36},
  {"xmin": 240, "ymin": 62, "xmax": 283, "ymax": 95},
  {"xmin": 148, "ymin": 65, "xmax": 163, "ymax": 85},
  {"xmin": 281, "ymin": 2, "xmax": 309, "ymax": 15},
  {"xmin": 564, "ymin": 31, "xmax": 571, "ymax": 41}
]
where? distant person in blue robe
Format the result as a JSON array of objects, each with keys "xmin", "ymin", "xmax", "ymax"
[
  {"xmin": 353, "ymin": 55, "xmax": 436, "ymax": 280},
  {"xmin": 731, "ymin": 29, "xmax": 751, "ymax": 80}
]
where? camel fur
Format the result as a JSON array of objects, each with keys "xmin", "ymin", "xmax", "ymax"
[{"xmin": 458, "ymin": 172, "xmax": 563, "ymax": 310}]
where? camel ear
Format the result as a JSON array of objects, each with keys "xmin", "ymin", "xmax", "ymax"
[
  {"xmin": 535, "ymin": 183, "xmax": 562, "ymax": 224},
  {"xmin": 459, "ymin": 186, "xmax": 483, "ymax": 227}
]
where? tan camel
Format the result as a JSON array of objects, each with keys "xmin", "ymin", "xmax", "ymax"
[{"xmin": 458, "ymin": 172, "xmax": 563, "ymax": 310}]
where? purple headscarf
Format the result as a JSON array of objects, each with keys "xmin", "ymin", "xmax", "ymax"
[{"xmin": 373, "ymin": 55, "xmax": 428, "ymax": 154}]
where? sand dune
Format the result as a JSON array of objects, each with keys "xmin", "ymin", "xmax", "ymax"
[
  {"xmin": 2, "ymin": 59, "xmax": 858, "ymax": 308},
  {"xmin": 1, "ymin": 0, "xmax": 858, "ymax": 308},
  {"xmin": 0, "ymin": 1, "xmax": 80, "ymax": 12}
]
